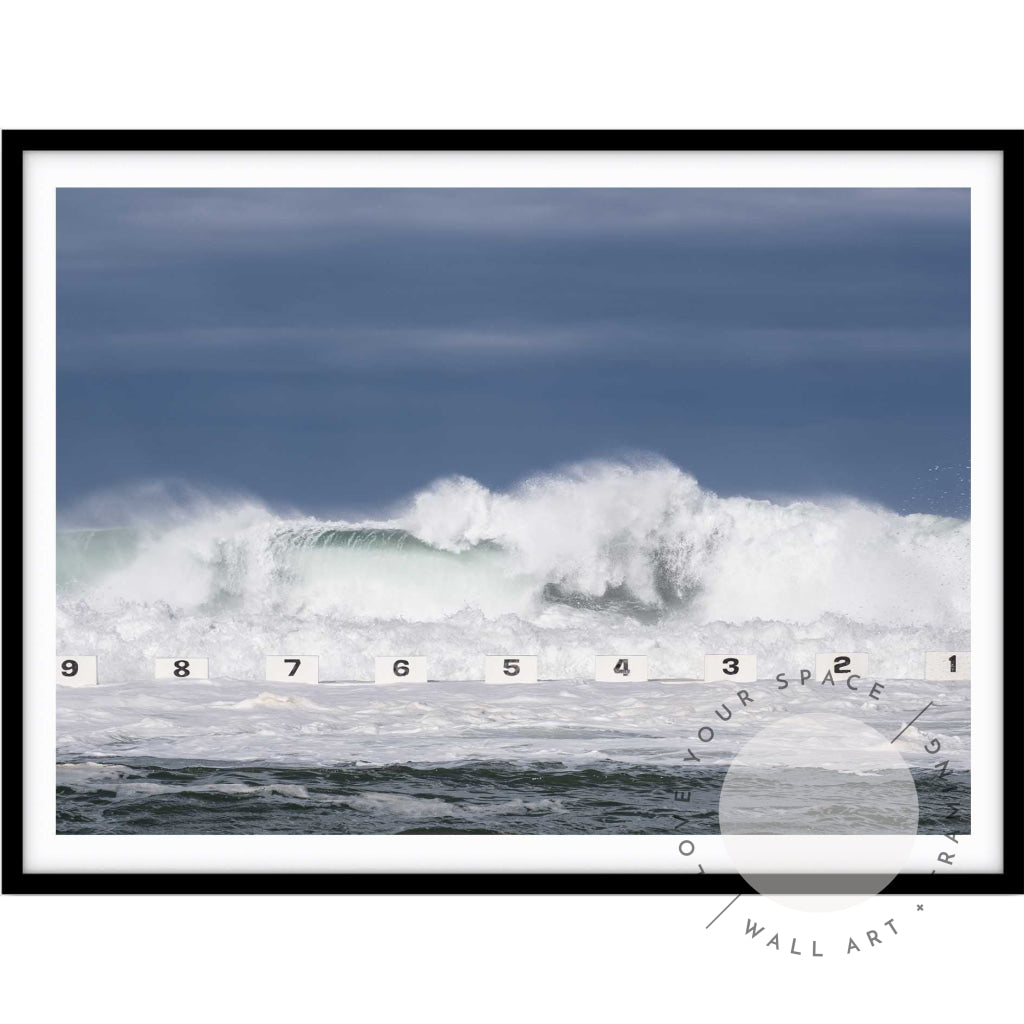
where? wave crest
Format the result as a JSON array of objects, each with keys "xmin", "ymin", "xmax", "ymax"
[{"xmin": 59, "ymin": 458, "xmax": 968, "ymax": 630}]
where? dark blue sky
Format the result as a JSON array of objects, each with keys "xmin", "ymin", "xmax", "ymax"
[{"xmin": 57, "ymin": 188, "xmax": 970, "ymax": 518}]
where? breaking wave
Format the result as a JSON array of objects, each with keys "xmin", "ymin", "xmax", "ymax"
[{"xmin": 57, "ymin": 458, "xmax": 969, "ymax": 681}]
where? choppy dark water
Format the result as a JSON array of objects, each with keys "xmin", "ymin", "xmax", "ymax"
[{"xmin": 55, "ymin": 760, "xmax": 969, "ymax": 835}]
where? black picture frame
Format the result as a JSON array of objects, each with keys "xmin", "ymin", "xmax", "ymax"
[{"xmin": 4, "ymin": 128, "xmax": 1021, "ymax": 895}]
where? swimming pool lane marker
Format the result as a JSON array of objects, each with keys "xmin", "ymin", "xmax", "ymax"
[
  {"xmin": 154, "ymin": 657, "xmax": 209, "ymax": 680},
  {"xmin": 56, "ymin": 651, "xmax": 972, "ymax": 686}
]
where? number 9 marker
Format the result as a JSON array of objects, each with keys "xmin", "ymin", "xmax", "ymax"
[{"xmin": 56, "ymin": 655, "xmax": 97, "ymax": 687}]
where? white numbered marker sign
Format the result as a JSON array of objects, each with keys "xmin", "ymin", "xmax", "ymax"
[
  {"xmin": 154, "ymin": 657, "xmax": 209, "ymax": 680},
  {"xmin": 265, "ymin": 655, "xmax": 319, "ymax": 684},
  {"xmin": 595, "ymin": 655, "xmax": 648, "ymax": 682},
  {"xmin": 375, "ymin": 656, "xmax": 428, "ymax": 683},
  {"xmin": 815, "ymin": 653, "xmax": 868, "ymax": 682},
  {"xmin": 925, "ymin": 651, "xmax": 971, "ymax": 680},
  {"xmin": 57, "ymin": 655, "xmax": 97, "ymax": 687},
  {"xmin": 703, "ymin": 654, "xmax": 757, "ymax": 683},
  {"xmin": 485, "ymin": 655, "xmax": 539, "ymax": 685}
]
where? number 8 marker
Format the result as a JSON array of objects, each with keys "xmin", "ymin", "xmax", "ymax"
[{"xmin": 154, "ymin": 657, "xmax": 209, "ymax": 680}]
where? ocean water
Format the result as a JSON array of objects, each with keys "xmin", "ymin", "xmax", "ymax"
[{"xmin": 56, "ymin": 459, "xmax": 971, "ymax": 836}]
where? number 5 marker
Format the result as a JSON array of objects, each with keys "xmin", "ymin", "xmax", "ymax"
[{"xmin": 484, "ymin": 655, "xmax": 538, "ymax": 684}]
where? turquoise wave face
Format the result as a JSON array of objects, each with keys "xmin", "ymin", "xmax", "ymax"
[
  {"xmin": 55, "ymin": 459, "xmax": 970, "ymax": 683},
  {"xmin": 57, "ymin": 527, "xmax": 141, "ymax": 588}
]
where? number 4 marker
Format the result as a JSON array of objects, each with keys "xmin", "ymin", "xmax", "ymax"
[{"xmin": 595, "ymin": 655, "xmax": 649, "ymax": 682}]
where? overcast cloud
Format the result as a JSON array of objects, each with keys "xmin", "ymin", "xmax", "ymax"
[{"xmin": 57, "ymin": 188, "xmax": 970, "ymax": 517}]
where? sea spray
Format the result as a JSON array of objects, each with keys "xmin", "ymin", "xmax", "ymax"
[{"xmin": 56, "ymin": 458, "xmax": 969, "ymax": 683}]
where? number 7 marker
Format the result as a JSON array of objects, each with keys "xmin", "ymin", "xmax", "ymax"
[{"xmin": 265, "ymin": 655, "xmax": 319, "ymax": 684}]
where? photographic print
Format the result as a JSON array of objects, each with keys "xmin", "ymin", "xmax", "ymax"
[{"xmin": 53, "ymin": 182, "xmax": 972, "ymax": 843}]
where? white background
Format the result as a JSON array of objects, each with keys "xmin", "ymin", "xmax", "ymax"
[
  {"xmin": 22, "ymin": 147, "xmax": 1004, "ymax": 876},
  {"xmin": 2, "ymin": 1, "xmax": 1020, "ymax": 1021}
]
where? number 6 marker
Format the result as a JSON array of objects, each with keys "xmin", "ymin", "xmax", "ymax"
[
  {"xmin": 484, "ymin": 655, "xmax": 538, "ymax": 684},
  {"xmin": 375, "ymin": 656, "xmax": 428, "ymax": 683},
  {"xmin": 265, "ymin": 655, "xmax": 319, "ymax": 684}
]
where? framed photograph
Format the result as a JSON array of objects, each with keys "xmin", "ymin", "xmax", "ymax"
[{"xmin": 4, "ymin": 130, "xmax": 1020, "ymax": 894}]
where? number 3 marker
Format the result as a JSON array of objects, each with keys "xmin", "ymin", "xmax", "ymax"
[{"xmin": 704, "ymin": 654, "xmax": 757, "ymax": 683}]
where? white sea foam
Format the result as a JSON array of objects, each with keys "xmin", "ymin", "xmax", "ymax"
[
  {"xmin": 55, "ymin": 676, "xmax": 970, "ymax": 769},
  {"xmin": 54, "ymin": 460, "xmax": 971, "ymax": 769},
  {"xmin": 57, "ymin": 458, "xmax": 969, "ymax": 685}
]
